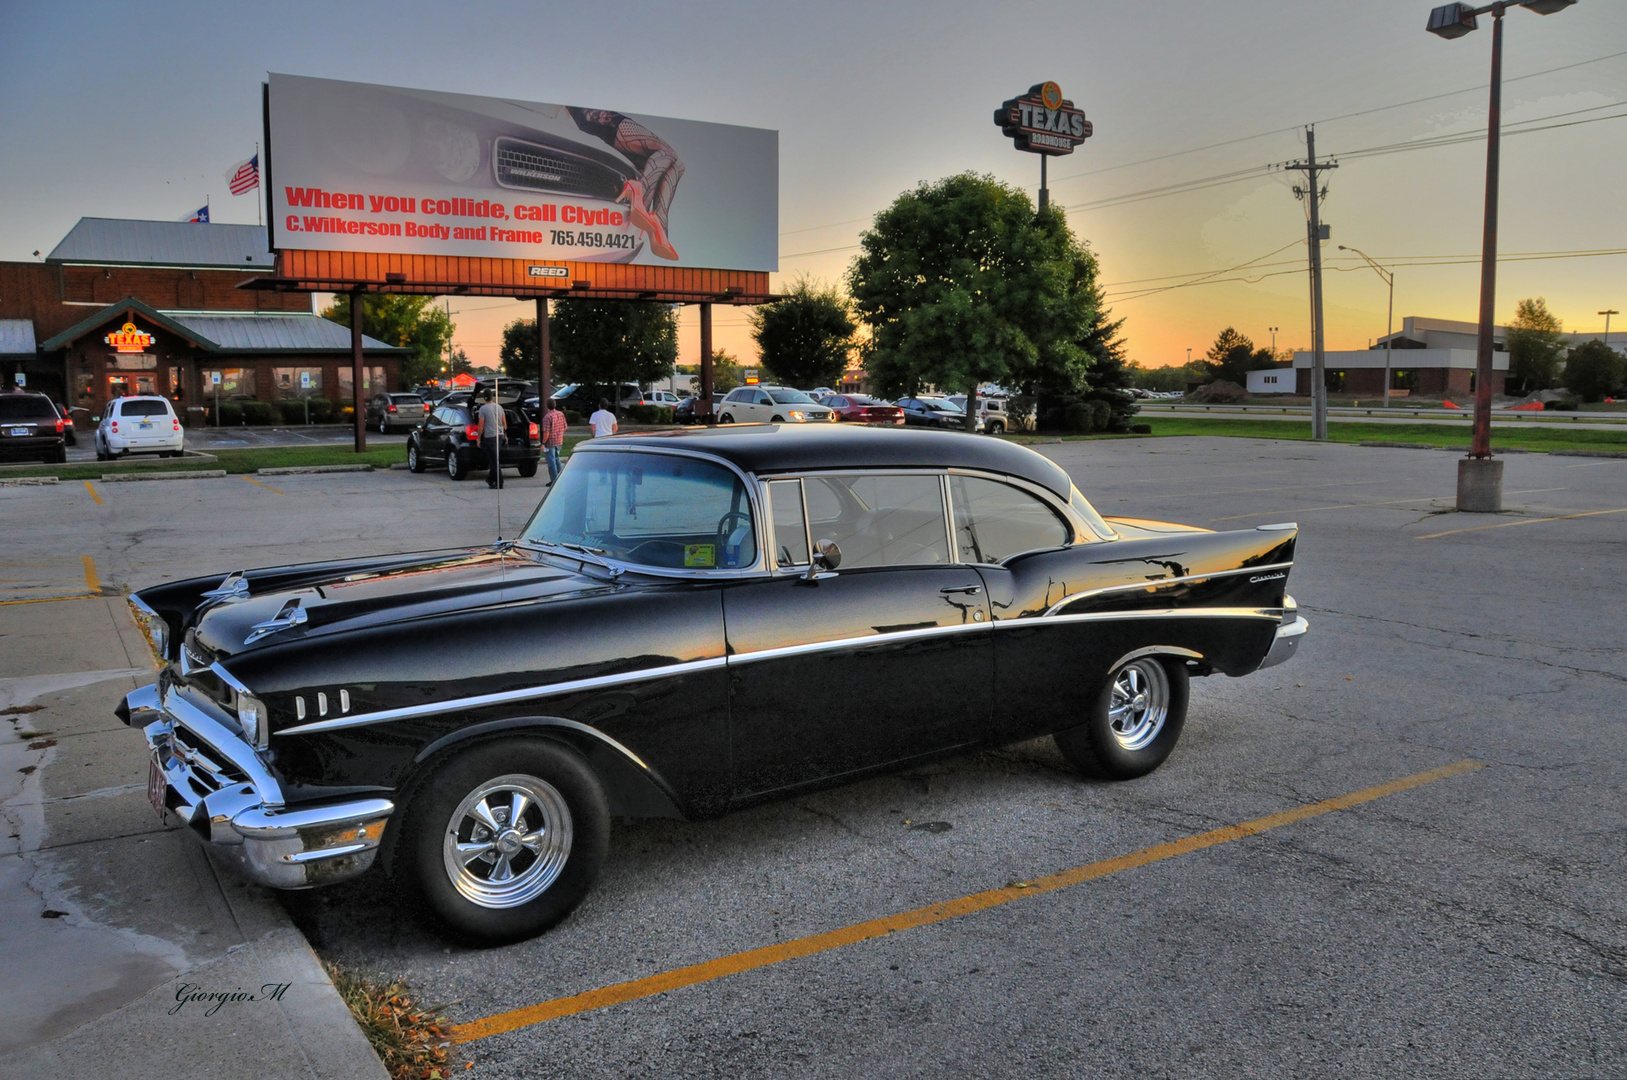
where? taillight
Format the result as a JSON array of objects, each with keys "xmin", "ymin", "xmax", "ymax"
[
  {"xmin": 55, "ymin": 419, "xmax": 65, "ymax": 433},
  {"xmin": 464, "ymin": 424, "xmax": 481, "ymax": 441},
  {"xmin": 110, "ymin": 421, "xmax": 118, "ymax": 432},
  {"xmin": 387, "ymin": 403, "xmax": 397, "ymax": 412},
  {"xmin": 528, "ymin": 422, "xmax": 539, "ymax": 439},
  {"xmin": 173, "ymin": 419, "xmax": 181, "ymax": 431}
]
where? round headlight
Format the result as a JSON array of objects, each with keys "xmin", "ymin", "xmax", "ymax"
[
  {"xmin": 235, "ymin": 691, "xmax": 267, "ymax": 746},
  {"xmin": 787, "ymin": 410, "xmax": 807, "ymax": 421}
]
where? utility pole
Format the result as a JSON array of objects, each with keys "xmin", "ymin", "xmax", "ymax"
[
  {"xmin": 1601, "ymin": 309, "xmax": 1619, "ymax": 352},
  {"xmin": 1284, "ymin": 126, "xmax": 1337, "ymax": 440}
]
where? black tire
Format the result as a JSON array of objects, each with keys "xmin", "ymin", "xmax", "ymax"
[
  {"xmin": 1054, "ymin": 655, "xmax": 1189, "ymax": 780},
  {"xmin": 719, "ymin": 412, "xmax": 734, "ymax": 424},
  {"xmin": 399, "ymin": 738, "xmax": 609, "ymax": 945},
  {"xmin": 407, "ymin": 439, "xmax": 425, "ymax": 473},
  {"xmin": 988, "ymin": 421, "xmax": 1005, "ymax": 435},
  {"xmin": 447, "ymin": 447, "xmax": 468, "ymax": 481},
  {"xmin": 53, "ymin": 447, "xmax": 68, "ymax": 464},
  {"xmin": 516, "ymin": 461, "xmax": 538, "ymax": 478}
]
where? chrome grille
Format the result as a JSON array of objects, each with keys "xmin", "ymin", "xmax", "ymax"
[{"xmin": 493, "ymin": 137, "xmax": 626, "ymax": 200}]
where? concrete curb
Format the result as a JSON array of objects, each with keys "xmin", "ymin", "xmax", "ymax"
[
  {"xmin": 100, "ymin": 470, "xmax": 228, "ymax": 482},
  {"xmin": 257, "ymin": 464, "xmax": 375, "ymax": 475},
  {"xmin": 1550, "ymin": 449, "xmax": 1627, "ymax": 458},
  {"xmin": 1359, "ymin": 441, "xmax": 1435, "ymax": 449},
  {"xmin": 0, "ymin": 476, "xmax": 60, "ymax": 486},
  {"xmin": 0, "ymin": 451, "xmax": 217, "ymax": 474}
]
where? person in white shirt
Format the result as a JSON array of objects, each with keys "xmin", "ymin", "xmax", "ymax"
[{"xmin": 589, "ymin": 399, "xmax": 618, "ymax": 438}]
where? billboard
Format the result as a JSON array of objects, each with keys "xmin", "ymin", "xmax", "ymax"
[{"xmin": 266, "ymin": 74, "xmax": 777, "ymax": 272}]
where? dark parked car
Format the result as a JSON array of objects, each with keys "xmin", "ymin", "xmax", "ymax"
[
  {"xmin": 366, "ymin": 393, "xmax": 428, "ymax": 433},
  {"xmin": 896, "ymin": 396, "xmax": 977, "ymax": 430},
  {"xmin": 405, "ymin": 400, "xmax": 541, "ymax": 480},
  {"xmin": 0, "ymin": 393, "xmax": 68, "ymax": 463},
  {"xmin": 673, "ymin": 392, "xmax": 725, "ymax": 424},
  {"xmin": 816, "ymin": 394, "xmax": 905, "ymax": 426},
  {"xmin": 122, "ymin": 426, "xmax": 1306, "ymax": 944}
]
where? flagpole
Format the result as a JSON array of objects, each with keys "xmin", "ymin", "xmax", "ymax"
[{"xmin": 255, "ymin": 142, "xmax": 262, "ymax": 226}]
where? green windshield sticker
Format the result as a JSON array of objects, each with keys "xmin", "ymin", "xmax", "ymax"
[{"xmin": 684, "ymin": 544, "xmax": 716, "ymax": 568}]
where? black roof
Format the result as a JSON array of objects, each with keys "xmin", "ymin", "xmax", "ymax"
[{"xmin": 584, "ymin": 424, "xmax": 1075, "ymax": 499}]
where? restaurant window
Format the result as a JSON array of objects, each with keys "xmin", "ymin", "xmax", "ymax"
[
  {"xmin": 337, "ymin": 366, "xmax": 387, "ymax": 396},
  {"xmin": 274, "ymin": 367, "xmax": 324, "ymax": 397},
  {"xmin": 201, "ymin": 369, "xmax": 252, "ymax": 397}
]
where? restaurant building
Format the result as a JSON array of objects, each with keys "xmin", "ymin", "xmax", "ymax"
[{"xmin": 0, "ymin": 218, "xmax": 404, "ymax": 422}]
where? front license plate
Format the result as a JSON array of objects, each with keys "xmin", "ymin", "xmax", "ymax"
[
  {"xmin": 147, "ymin": 755, "xmax": 167, "ymax": 822},
  {"xmin": 7, "ymin": 427, "xmax": 28, "ymax": 436}
]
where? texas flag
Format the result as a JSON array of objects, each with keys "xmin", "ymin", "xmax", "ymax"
[
  {"xmin": 180, "ymin": 204, "xmax": 209, "ymax": 223},
  {"xmin": 225, "ymin": 153, "xmax": 259, "ymax": 196}
]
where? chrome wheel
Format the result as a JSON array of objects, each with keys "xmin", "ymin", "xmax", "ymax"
[
  {"xmin": 1107, "ymin": 659, "xmax": 1169, "ymax": 751},
  {"xmin": 441, "ymin": 775, "xmax": 573, "ymax": 910}
]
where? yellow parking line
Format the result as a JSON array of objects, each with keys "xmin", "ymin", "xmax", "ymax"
[
  {"xmin": 1416, "ymin": 506, "xmax": 1627, "ymax": 540},
  {"xmin": 81, "ymin": 555, "xmax": 101, "ymax": 593},
  {"xmin": 449, "ymin": 759, "xmax": 1482, "ymax": 1044},
  {"xmin": 243, "ymin": 476, "xmax": 284, "ymax": 495},
  {"xmin": 0, "ymin": 593, "xmax": 97, "ymax": 607},
  {"xmin": 1210, "ymin": 487, "xmax": 1567, "ymax": 522},
  {"xmin": 84, "ymin": 481, "xmax": 103, "ymax": 505}
]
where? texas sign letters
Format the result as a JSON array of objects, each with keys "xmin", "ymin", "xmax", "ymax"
[{"xmin": 993, "ymin": 81, "xmax": 1093, "ymax": 156}]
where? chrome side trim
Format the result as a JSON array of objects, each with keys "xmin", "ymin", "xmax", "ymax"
[
  {"xmin": 999, "ymin": 607, "xmax": 1283, "ymax": 629},
  {"xmin": 726, "ymin": 620, "xmax": 991, "ymax": 667},
  {"xmin": 1043, "ymin": 562, "xmax": 1295, "ymax": 617},
  {"xmin": 276, "ymin": 656, "xmax": 731, "ymax": 736},
  {"xmin": 522, "ymin": 717, "xmax": 653, "ymax": 771},
  {"xmin": 1256, "ymin": 522, "xmax": 1299, "ymax": 532},
  {"xmin": 210, "ymin": 661, "xmax": 251, "ymax": 697},
  {"xmin": 275, "ymin": 604, "xmax": 1285, "ymax": 737}
]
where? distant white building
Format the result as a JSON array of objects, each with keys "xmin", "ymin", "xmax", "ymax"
[{"xmin": 1246, "ymin": 369, "xmax": 1294, "ymax": 394}]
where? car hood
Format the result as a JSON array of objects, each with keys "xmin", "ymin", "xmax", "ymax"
[{"xmin": 191, "ymin": 549, "xmax": 614, "ymax": 659}]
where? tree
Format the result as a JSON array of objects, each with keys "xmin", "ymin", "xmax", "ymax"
[
  {"xmin": 446, "ymin": 346, "xmax": 472, "ymax": 377},
  {"xmin": 1201, "ymin": 327, "xmax": 1272, "ymax": 387},
  {"xmin": 550, "ymin": 299, "xmax": 677, "ymax": 403},
  {"xmin": 748, "ymin": 276, "xmax": 856, "ymax": 389},
  {"xmin": 1505, "ymin": 297, "xmax": 1566, "ymax": 395},
  {"xmin": 321, "ymin": 294, "xmax": 453, "ymax": 387},
  {"xmin": 1563, "ymin": 340, "xmax": 1624, "ymax": 403},
  {"xmin": 498, "ymin": 317, "xmax": 539, "ymax": 378},
  {"xmin": 847, "ymin": 174, "xmax": 1096, "ymax": 413},
  {"xmin": 1127, "ymin": 361, "xmax": 1206, "ymax": 393},
  {"xmin": 1074, "ymin": 283, "xmax": 1139, "ymax": 432}
]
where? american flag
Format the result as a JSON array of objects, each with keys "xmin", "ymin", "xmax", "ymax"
[
  {"xmin": 180, "ymin": 204, "xmax": 209, "ymax": 223},
  {"xmin": 225, "ymin": 153, "xmax": 259, "ymax": 196}
]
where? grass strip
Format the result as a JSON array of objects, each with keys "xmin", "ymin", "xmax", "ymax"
[
  {"xmin": 325, "ymin": 963, "xmax": 462, "ymax": 1080},
  {"xmin": 0, "ymin": 435, "xmax": 587, "ymax": 482},
  {"xmin": 1131, "ymin": 418, "xmax": 1627, "ymax": 454}
]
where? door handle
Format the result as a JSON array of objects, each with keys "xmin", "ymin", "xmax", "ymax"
[{"xmin": 940, "ymin": 585, "xmax": 982, "ymax": 595}]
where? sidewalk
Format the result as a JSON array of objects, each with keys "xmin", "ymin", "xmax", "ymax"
[{"xmin": 0, "ymin": 596, "xmax": 387, "ymax": 1080}]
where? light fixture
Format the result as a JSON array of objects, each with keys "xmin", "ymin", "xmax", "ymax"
[
  {"xmin": 1426, "ymin": 2, "xmax": 1478, "ymax": 36},
  {"xmin": 1521, "ymin": 0, "xmax": 1576, "ymax": 12}
]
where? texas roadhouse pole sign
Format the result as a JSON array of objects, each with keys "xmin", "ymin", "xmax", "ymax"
[{"xmin": 993, "ymin": 82, "xmax": 1093, "ymax": 211}]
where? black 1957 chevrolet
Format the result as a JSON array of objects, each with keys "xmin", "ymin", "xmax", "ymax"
[{"xmin": 121, "ymin": 425, "xmax": 1307, "ymax": 943}]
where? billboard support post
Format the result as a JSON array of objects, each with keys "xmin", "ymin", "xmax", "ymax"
[
  {"xmin": 699, "ymin": 303, "xmax": 714, "ymax": 423},
  {"xmin": 536, "ymin": 297, "xmax": 551, "ymax": 412},
  {"xmin": 351, "ymin": 288, "xmax": 366, "ymax": 453}
]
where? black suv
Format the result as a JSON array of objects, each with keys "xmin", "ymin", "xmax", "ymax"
[
  {"xmin": 406, "ymin": 400, "xmax": 542, "ymax": 480},
  {"xmin": 0, "ymin": 393, "xmax": 68, "ymax": 463}
]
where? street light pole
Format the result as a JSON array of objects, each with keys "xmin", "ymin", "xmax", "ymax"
[
  {"xmin": 1427, "ymin": 0, "xmax": 1578, "ymax": 510},
  {"xmin": 1339, "ymin": 246, "xmax": 1395, "ymax": 407}
]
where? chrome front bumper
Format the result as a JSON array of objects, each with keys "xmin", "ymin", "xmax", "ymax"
[
  {"xmin": 1259, "ymin": 615, "xmax": 1309, "ymax": 670},
  {"xmin": 124, "ymin": 683, "xmax": 393, "ymax": 890}
]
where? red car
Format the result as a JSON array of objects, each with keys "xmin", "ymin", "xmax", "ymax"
[{"xmin": 817, "ymin": 394, "xmax": 905, "ymax": 425}]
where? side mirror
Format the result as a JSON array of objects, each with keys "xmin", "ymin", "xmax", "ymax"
[{"xmin": 803, "ymin": 538, "xmax": 841, "ymax": 581}]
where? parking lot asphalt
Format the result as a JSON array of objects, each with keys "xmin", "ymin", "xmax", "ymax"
[{"xmin": 3, "ymin": 437, "xmax": 1624, "ymax": 1078}]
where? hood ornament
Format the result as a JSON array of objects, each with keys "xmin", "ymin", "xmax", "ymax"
[
  {"xmin": 202, "ymin": 570, "xmax": 250, "ymax": 602},
  {"xmin": 245, "ymin": 597, "xmax": 308, "ymax": 645}
]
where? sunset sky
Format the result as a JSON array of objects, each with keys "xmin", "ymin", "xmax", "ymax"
[{"xmin": 2, "ymin": 0, "xmax": 1622, "ymax": 372}]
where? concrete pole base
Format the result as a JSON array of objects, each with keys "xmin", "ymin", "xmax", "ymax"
[{"xmin": 1456, "ymin": 457, "xmax": 1504, "ymax": 513}]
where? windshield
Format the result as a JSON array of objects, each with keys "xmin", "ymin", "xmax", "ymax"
[
  {"xmin": 521, "ymin": 451, "xmax": 757, "ymax": 571},
  {"xmin": 765, "ymin": 389, "xmax": 816, "ymax": 405}
]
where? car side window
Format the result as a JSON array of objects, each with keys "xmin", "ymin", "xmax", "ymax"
[
  {"xmin": 949, "ymin": 476, "xmax": 1070, "ymax": 563},
  {"xmin": 767, "ymin": 479, "xmax": 810, "ymax": 568},
  {"xmin": 725, "ymin": 388, "xmax": 749, "ymax": 403},
  {"xmin": 802, "ymin": 474, "xmax": 949, "ymax": 569}
]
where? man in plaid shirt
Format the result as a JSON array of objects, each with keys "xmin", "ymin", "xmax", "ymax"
[{"xmin": 539, "ymin": 397, "xmax": 567, "ymax": 484}]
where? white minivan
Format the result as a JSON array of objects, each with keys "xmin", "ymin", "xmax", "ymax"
[
  {"xmin": 716, "ymin": 386, "xmax": 835, "ymax": 424},
  {"xmin": 97, "ymin": 396, "xmax": 184, "ymax": 460}
]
